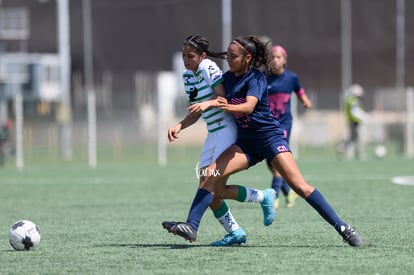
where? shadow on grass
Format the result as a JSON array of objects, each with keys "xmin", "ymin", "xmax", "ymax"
[
  {"xmin": 95, "ymin": 243, "xmax": 210, "ymax": 249},
  {"xmin": 94, "ymin": 242, "xmax": 375, "ymax": 249}
]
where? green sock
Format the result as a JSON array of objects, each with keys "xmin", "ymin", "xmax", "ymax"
[
  {"xmin": 213, "ymin": 201, "xmax": 229, "ymax": 218},
  {"xmin": 236, "ymin": 185, "xmax": 247, "ymax": 202}
]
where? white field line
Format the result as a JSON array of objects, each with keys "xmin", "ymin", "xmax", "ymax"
[{"xmin": 391, "ymin": 176, "xmax": 414, "ymax": 186}]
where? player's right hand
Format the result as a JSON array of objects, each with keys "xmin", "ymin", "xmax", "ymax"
[{"xmin": 167, "ymin": 125, "xmax": 181, "ymax": 142}]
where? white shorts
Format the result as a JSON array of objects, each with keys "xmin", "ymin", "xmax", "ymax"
[{"xmin": 199, "ymin": 121, "xmax": 237, "ymax": 168}]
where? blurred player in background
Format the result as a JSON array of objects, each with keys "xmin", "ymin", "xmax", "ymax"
[
  {"xmin": 344, "ymin": 84, "xmax": 369, "ymax": 159},
  {"xmin": 0, "ymin": 118, "xmax": 12, "ymax": 166},
  {"xmin": 266, "ymin": 45, "xmax": 312, "ymax": 208},
  {"xmin": 164, "ymin": 34, "xmax": 275, "ymax": 246},
  {"xmin": 164, "ymin": 35, "xmax": 362, "ymax": 247}
]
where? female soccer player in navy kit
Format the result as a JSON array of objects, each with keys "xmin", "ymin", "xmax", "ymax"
[
  {"xmin": 163, "ymin": 35, "xmax": 275, "ymax": 246},
  {"xmin": 267, "ymin": 45, "xmax": 312, "ymax": 208},
  {"xmin": 163, "ymin": 35, "xmax": 362, "ymax": 247}
]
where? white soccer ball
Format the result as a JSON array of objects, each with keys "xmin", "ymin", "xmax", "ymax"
[
  {"xmin": 8, "ymin": 220, "xmax": 41, "ymax": 251},
  {"xmin": 374, "ymin": 145, "xmax": 387, "ymax": 159}
]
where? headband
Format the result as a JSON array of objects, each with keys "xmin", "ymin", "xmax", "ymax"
[{"xmin": 232, "ymin": 39, "xmax": 251, "ymax": 55}]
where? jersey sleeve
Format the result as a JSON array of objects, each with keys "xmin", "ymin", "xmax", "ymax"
[
  {"xmin": 200, "ymin": 59, "xmax": 223, "ymax": 89},
  {"xmin": 292, "ymin": 73, "xmax": 305, "ymax": 97},
  {"xmin": 246, "ymin": 71, "xmax": 267, "ymax": 100}
]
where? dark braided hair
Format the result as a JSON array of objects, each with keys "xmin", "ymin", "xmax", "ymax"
[
  {"xmin": 231, "ymin": 35, "xmax": 272, "ymax": 74},
  {"xmin": 184, "ymin": 34, "xmax": 227, "ymax": 59}
]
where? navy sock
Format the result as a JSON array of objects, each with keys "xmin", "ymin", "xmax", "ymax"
[
  {"xmin": 306, "ymin": 189, "xmax": 346, "ymax": 232},
  {"xmin": 186, "ymin": 188, "xmax": 214, "ymax": 231},
  {"xmin": 271, "ymin": 177, "xmax": 284, "ymax": 198},
  {"xmin": 281, "ymin": 180, "xmax": 290, "ymax": 196}
]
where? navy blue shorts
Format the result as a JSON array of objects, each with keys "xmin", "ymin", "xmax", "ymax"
[{"xmin": 236, "ymin": 132, "xmax": 291, "ymax": 168}]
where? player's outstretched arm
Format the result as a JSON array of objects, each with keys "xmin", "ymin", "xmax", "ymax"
[
  {"xmin": 167, "ymin": 112, "xmax": 201, "ymax": 142},
  {"xmin": 217, "ymin": 96, "xmax": 258, "ymax": 115}
]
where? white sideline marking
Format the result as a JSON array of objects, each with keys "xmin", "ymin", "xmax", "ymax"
[{"xmin": 391, "ymin": 176, "xmax": 414, "ymax": 186}]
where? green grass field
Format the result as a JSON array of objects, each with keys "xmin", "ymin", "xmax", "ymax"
[{"xmin": 1, "ymin": 146, "xmax": 413, "ymax": 274}]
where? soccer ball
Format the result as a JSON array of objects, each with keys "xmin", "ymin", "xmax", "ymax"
[
  {"xmin": 374, "ymin": 145, "xmax": 387, "ymax": 159},
  {"xmin": 8, "ymin": 220, "xmax": 41, "ymax": 251}
]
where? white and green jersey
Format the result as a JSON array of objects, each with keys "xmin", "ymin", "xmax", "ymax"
[{"xmin": 182, "ymin": 59, "xmax": 233, "ymax": 133}]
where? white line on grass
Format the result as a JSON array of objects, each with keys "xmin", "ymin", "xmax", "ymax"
[{"xmin": 391, "ymin": 176, "xmax": 414, "ymax": 186}]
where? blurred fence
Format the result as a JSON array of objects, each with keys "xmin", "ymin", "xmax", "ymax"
[{"xmin": 2, "ymin": 70, "xmax": 413, "ymax": 167}]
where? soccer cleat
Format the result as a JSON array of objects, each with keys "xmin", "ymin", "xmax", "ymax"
[
  {"xmin": 162, "ymin": 221, "xmax": 197, "ymax": 242},
  {"xmin": 162, "ymin": 221, "xmax": 177, "ymax": 232},
  {"xmin": 339, "ymin": 225, "xmax": 362, "ymax": 247},
  {"xmin": 286, "ymin": 190, "xmax": 298, "ymax": 208},
  {"xmin": 261, "ymin": 189, "xmax": 276, "ymax": 226},
  {"xmin": 274, "ymin": 198, "xmax": 280, "ymax": 209},
  {"xmin": 210, "ymin": 228, "xmax": 247, "ymax": 247}
]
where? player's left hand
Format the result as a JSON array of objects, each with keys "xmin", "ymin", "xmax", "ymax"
[
  {"xmin": 188, "ymin": 102, "xmax": 207, "ymax": 114},
  {"xmin": 217, "ymin": 96, "xmax": 231, "ymax": 112},
  {"xmin": 217, "ymin": 96, "xmax": 227, "ymax": 105}
]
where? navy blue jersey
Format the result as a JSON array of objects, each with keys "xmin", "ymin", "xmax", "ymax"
[
  {"xmin": 223, "ymin": 68, "xmax": 289, "ymax": 166},
  {"xmin": 223, "ymin": 69, "xmax": 283, "ymax": 139},
  {"xmin": 267, "ymin": 70, "xmax": 305, "ymax": 128}
]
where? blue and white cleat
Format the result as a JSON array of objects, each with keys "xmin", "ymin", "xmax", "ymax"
[
  {"xmin": 210, "ymin": 228, "xmax": 247, "ymax": 246},
  {"xmin": 261, "ymin": 189, "xmax": 276, "ymax": 226}
]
